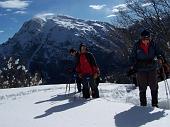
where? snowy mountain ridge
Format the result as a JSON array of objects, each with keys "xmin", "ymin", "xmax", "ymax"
[
  {"xmin": 0, "ymin": 15, "xmax": 127, "ymax": 83},
  {"xmin": 11, "ymin": 15, "xmax": 114, "ymax": 49},
  {"xmin": 35, "ymin": 14, "xmax": 110, "ymax": 32}
]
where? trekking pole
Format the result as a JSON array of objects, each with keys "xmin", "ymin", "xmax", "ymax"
[
  {"xmin": 162, "ymin": 67, "xmax": 170, "ymax": 94},
  {"xmin": 164, "ymin": 78, "xmax": 169, "ymax": 108},
  {"xmin": 164, "ymin": 77, "xmax": 170, "ymax": 95},
  {"xmin": 65, "ymin": 84, "xmax": 68, "ymax": 95},
  {"xmin": 86, "ymin": 77, "xmax": 91, "ymax": 97},
  {"xmin": 68, "ymin": 83, "xmax": 71, "ymax": 95},
  {"xmin": 65, "ymin": 83, "xmax": 71, "ymax": 96},
  {"xmin": 162, "ymin": 66, "xmax": 170, "ymax": 108},
  {"xmin": 65, "ymin": 83, "xmax": 70, "ymax": 96},
  {"xmin": 73, "ymin": 74, "xmax": 76, "ymax": 99},
  {"xmin": 65, "ymin": 76, "xmax": 71, "ymax": 96},
  {"xmin": 74, "ymin": 74, "xmax": 77, "ymax": 94}
]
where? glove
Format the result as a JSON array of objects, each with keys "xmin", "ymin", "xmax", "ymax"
[
  {"xmin": 93, "ymin": 73, "xmax": 98, "ymax": 79},
  {"xmin": 158, "ymin": 58, "xmax": 163, "ymax": 65},
  {"xmin": 78, "ymin": 74, "xmax": 82, "ymax": 79}
]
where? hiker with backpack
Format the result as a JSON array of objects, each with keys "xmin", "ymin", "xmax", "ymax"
[
  {"xmin": 129, "ymin": 30, "xmax": 165, "ymax": 107},
  {"xmin": 69, "ymin": 48, "xmax": 82, "ymax": 93},
  {"xmin": 76, "ymin": 43, "xmax": 100, "ymax": 99}
]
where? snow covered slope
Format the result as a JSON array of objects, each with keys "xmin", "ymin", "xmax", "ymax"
[
  {"xmin": 0, "ymin": 15, "xmax": 127, "ymax": 83},
  {"xmin": 0, "ymin": 80, "xmax": 170, "ymax": 127}
]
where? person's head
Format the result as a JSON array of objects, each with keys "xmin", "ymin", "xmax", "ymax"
[
  {"xmin": 140, "ymin": 30, "xmax": 151, "ymax": 45},
  {"xmin": 69, "ymin": 48, "xmax": 77, "ymax": 56},
  {"xmin": 79, "ymin": 43, "xmax": 88, "ymax": 53}
]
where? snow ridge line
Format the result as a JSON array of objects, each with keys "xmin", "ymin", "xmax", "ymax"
[
  {"xmin": 0, "ymin": 84, "xmax": 77, "ymax": 103},
  {"xmin": 0, "ymin": 86, "xmax": 62, "ymax": 102}
]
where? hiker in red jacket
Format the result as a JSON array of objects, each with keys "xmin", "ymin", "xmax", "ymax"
[
  {"xmin": 69, "ymin": 48, "xmax": 82, "ymax": 93},
  {"xmin": 76, "ymin": 44, "xmax": 100, "ymax": 99}
]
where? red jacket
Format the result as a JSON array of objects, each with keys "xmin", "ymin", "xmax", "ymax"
[
  {"xmin": 76, "ymin": 52, "xmax": 99, "ymax": 75},
  {"xmin": 140, "ymin": 42, "xmax": 149, "ymax": 54}
]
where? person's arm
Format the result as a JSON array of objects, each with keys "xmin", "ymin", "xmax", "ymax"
[
  {"xmin": 87, "ymin": 52, "xmax": 100, "ymax": 77},
  {"xmin": 87, "ymin": 52, "xmax": 97, "ymax": 67},
  {"xmin": 155, "ymin": 41, "xmax": 166, "ymax": 64},
  {"xmin": 75, "ymin": 54, "xmax": 80, "ymax": 73}
]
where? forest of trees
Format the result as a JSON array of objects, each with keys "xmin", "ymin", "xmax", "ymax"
[
  {"xmin": 0, "ymin": 57, "xmax": 42, "ymax": 89},
  {"xmin": 113, "ymin": 0, "xmax": 170, "ymax": 55},
  {"xmin": 106, "ymin": 0, "xmax": 170, "ymax": 83}
]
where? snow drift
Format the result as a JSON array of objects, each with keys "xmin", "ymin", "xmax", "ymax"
[{"xmin": 0, "ymin": 80, "xmax": 170, "ymax": 127}]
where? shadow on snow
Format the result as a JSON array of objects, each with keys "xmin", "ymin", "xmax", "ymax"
[
  {"xmin": 34, "ymin": 93, "xmax": 87, "ymax": 119},
  {"xmin": 114, "ymin": 106, "xmax": 167, "ymax": 127}
]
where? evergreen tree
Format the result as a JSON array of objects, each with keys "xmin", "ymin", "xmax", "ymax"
[{"xmin": 0, "ymin": 57, "xmax": 42, "ymax": 89}]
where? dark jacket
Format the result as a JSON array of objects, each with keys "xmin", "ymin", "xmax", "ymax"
[
  {"xmin": 75, "ymin": 52, "xmax": 80, "ymax": 67},
  {"xmin": 130, "ymin": 40, "xmax": 165, "ymax": 72}
]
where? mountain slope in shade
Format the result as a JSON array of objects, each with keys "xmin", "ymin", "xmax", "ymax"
[{"xmin": 0, "ymin": 15, "xmax": 128, "ymax": 83}]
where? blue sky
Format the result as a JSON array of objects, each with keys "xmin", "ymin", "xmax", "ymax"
[{"xmin": 0, "ymin": 0, "xmax": 126, "ymax": 43}]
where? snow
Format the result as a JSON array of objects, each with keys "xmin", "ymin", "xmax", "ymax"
[
  {"xmin": 32, "ymin": 15, "xmax": 98, "ymax": 34},
  {"xmin": 7, "ymin": 63, "xmax": 12, "ymax": 69},
  {"xmin": 34, "ymin": 13, "xmax": 55, "ymax": 21},
  {"xmin": 21, "ymin": 65, "xmax": 26, "ymax": 70},
  {"xmin": 15, "ymin": 59, "xmax": 19, "ymax": 64},
  {"xmin": 0, "ymin": 81, "xmax": 170, "ymax": 127},
  {"xmin": 17, "ymin": 65, "xmax": 21, "ymax": 70}
]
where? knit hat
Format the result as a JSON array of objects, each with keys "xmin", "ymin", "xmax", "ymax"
[
  {"xmin": 69, "ymin": 48, "xmax": 76, "ymax": 54},
  {"xmin": 141, "ymin": 30, "xmax": 150, "ymax": 38},
  {"xmin": 79, "ymin": 43, "xmax": 88, "ymax": 51}
]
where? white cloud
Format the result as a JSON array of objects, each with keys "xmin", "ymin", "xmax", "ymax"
[
  {"xmin": 0, "ymin": 0, "xmax": 31, "ymax": 9},
  {"xmin": 112, "ymin": 4, "xmax": 128, "ymax": 13},
  {"xmin": 35, "ymin": 13, "xmax": 55, "ymax": 18},
  {"xmin": 105, "ymin": 3, "xmax": 128, "ymax": 18},
  {"xmin": 89, "ymin": 4, "xmax": 106, "ymax": 10},
  {"xmin": 0, "ymin": 30, "xmax": 4, "ymax": 33},
  {"xmin": 34, "ymin": 13, "xmax": 55, "ymax": 20},
  {"xmin": 107, "ymin": 14, "xmax": 117, "ymax": 18},
  {"xmin": 6, "ymin": 9, "xmax": 12, "ymax": 11},
  {"xmin": 142, "ymin": 3, "xmax": 152, "ymax": 7},
  {"xmin": 14, "ymin": 10, "xmax": 27, "ymax": 14},
  {"xmin": 112, "ymin": 8, "xmax": 120, "ymax": 13},
  {"xmin": 0, "ymin": 13, "xmax": 7, "ymax": 16},
  {"xmin": 114, "ymin": 4, "xmax": 127, "ymax": 9}
]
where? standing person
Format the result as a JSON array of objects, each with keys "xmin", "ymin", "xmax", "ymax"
[
  {"xmin": 69, "ymin": 48, "xmax": 82, "ymax": 93},
  {"xmin": 129, "ymin": 30, "xmax": 165, "ymax": 107},
  {"xmin": 76, "ymin": 44, "xmax": 100, "ymax": 99}
]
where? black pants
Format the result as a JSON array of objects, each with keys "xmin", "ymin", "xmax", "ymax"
[
  {"xmin": 95, "ymin": 76, "xmax": 100, "ymax": 87},
  {"xmin": 81, "ymin": 75, "xmax": 99, "ymax": 99},
  {"xmin": 137, "ymin": 69, "xmax": 158, "ymax": 106},
  {"xmin": 76, "ymin": 77, "xmax": 82, "ymax": 92}
]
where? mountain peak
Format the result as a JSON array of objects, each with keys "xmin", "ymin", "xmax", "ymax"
[
  {"xmin": 31, "ymin": 14, "xmax": 100, "ymax": 35},
  {"xmin": 0, "ymin": 15, "xmax": 126, "ymax": 83},
  {"xmin": 33, "ymin": 14, "xmax": 78, "ymax": 22}
]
